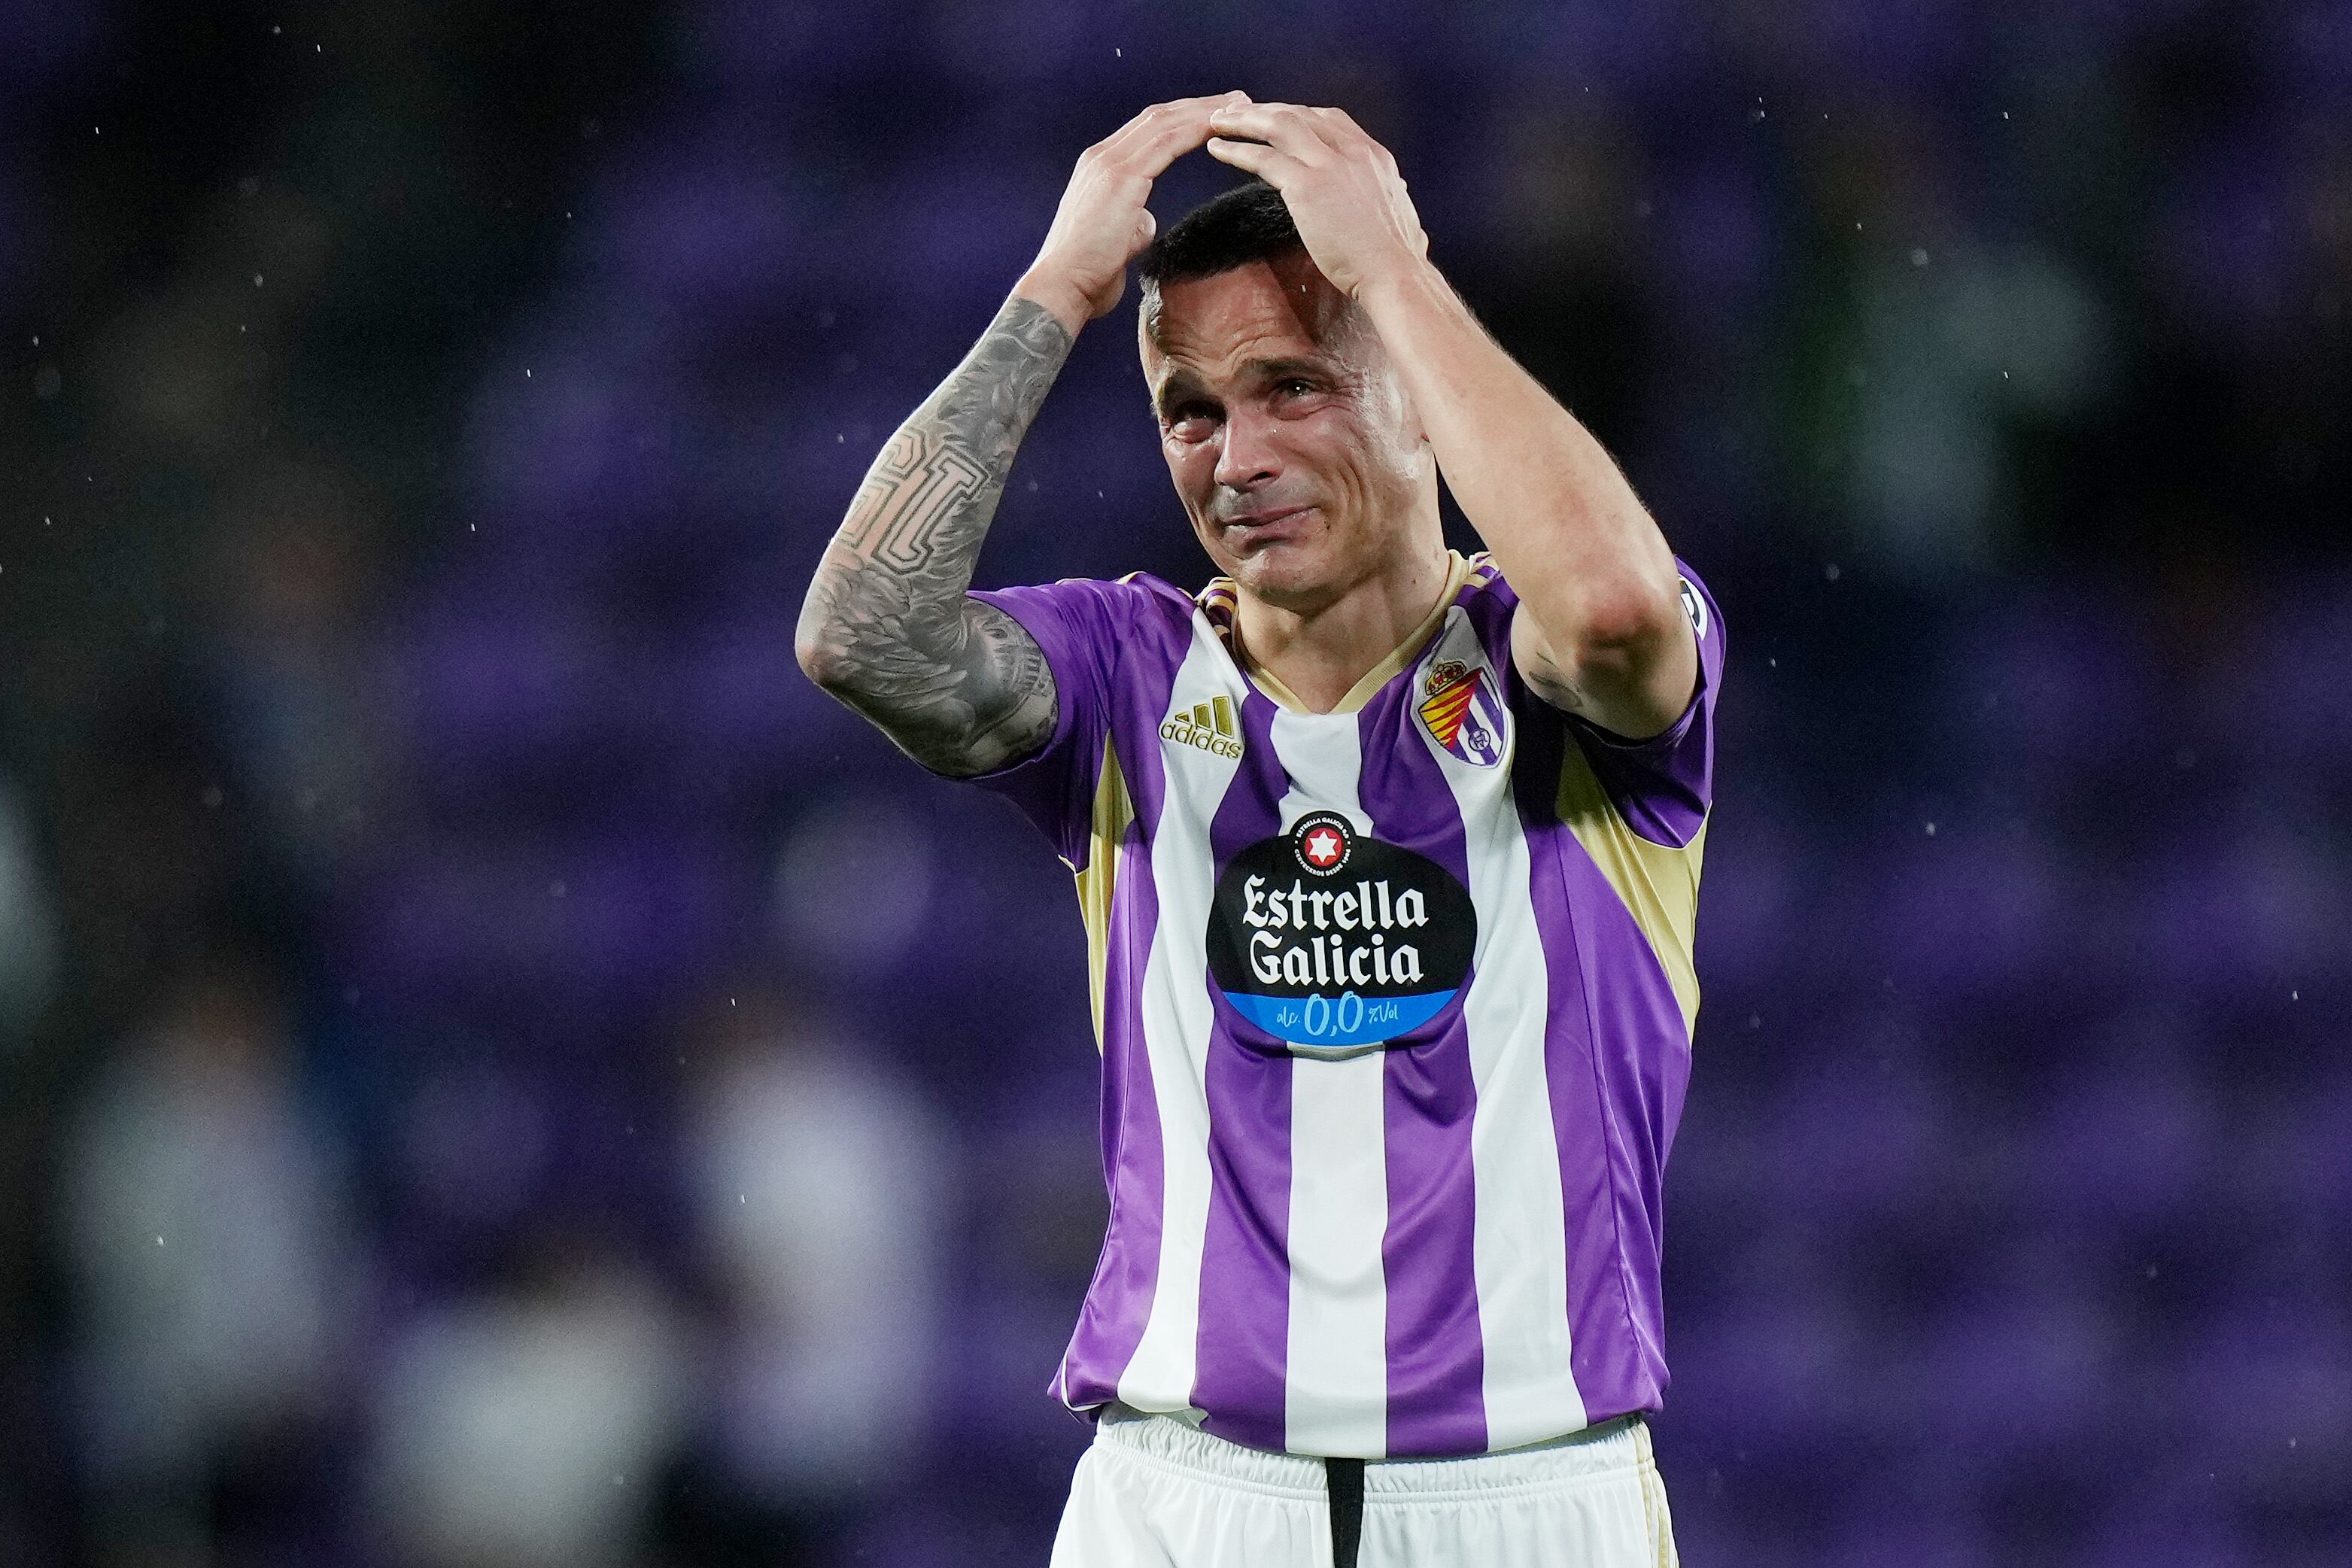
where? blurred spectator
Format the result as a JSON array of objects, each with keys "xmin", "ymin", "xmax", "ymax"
[
  {"xmin": 369, "ymin": 1232, "xmax": 686, "ymax": 1568},
  {"xmin": 658, "ymin": 985, "xmax": 944, "ymax": 1564},
  {"xmin": 56, "ymin": 940, "xmax": 355, "ymax": 1561},
  {"xmin": 199, "ymin": 454, "xmax": 392, "ymax": 896}
]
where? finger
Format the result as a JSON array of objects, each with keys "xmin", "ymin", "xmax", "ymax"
[
  {"xmin": 1102, "ymin": 93, "xmax": 1246, "ymax": 157},
  {"xmin": 1205, "ymin": 136, "xmax": 1301, "ymax": 184},
  {"xmin": 1205, "ymin": 102, "xmax": 1334, "ymax": 161},
  {"xmin": 1102, "ymin": 93, "xmax": 1248, "ymax": 177}
]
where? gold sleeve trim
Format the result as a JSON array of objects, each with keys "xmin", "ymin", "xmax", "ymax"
[
  {"xmin": 1074, "ymin": 737, "xmax": 1135, "ymax": 1053},
  {"xmin": 1555, "ymin": 745, "xmax": 1706, "ymax": 1038}
]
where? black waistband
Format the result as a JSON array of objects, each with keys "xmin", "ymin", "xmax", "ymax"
[{"xmin": 1325, "ymin": 1457, "xmax": 1365, "ymax": 1568}]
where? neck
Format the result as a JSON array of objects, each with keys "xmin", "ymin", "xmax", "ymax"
[{"xmin": 1232, "ymin": 526, "xmax": 1454, "ymax": 713}]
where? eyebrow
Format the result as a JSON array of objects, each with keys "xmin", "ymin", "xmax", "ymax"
[{"xmin": 1153, "ymin": 357, "xmax": 1333, "ymax": 419}]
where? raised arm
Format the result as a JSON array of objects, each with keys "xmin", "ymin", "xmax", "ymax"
[
  {"xmin": 795, "ymin": 296, "xmax": 1072, "ymax": 775},
  {"xmin": 797, "ymin": 93, "xmax": 1244, "ymax": 776},
  {"xmin": 1205, "ymin": 101, "xmax": 1697, "ymax": 741}
]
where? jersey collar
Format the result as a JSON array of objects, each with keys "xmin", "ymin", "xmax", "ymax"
[{"xmin": 1198, "ymin": 549, "xmax": 1482, "ymax": 717}]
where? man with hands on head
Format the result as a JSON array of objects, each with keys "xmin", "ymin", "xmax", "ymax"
[{"xmin": 801, "ymin": 92, "xmax": 1719, "ymax": 1568}]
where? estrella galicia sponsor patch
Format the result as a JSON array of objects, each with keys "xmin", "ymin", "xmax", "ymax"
[
  {"xmin": 1206, "ymin": 816, "xmax": 1475, "ymax": 1053},
  {"xmin": 1417, "ymin": 658, "xmax": 1507, "ymax": 768}
]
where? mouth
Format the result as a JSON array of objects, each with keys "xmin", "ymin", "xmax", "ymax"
[{"xmin": 1218, "ymin": 504, "xmax": 1313, "ymax": 544}]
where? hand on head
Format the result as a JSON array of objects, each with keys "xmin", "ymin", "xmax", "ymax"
[
  {"xmin": 1202, "ymin": 99, "xmax": 1427, "ymax": 303},
  {"xmin": 1016, "ymin": 92, "xmax": 1253, "ymax": 332}
]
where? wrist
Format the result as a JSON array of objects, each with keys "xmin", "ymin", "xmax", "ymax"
[
  {"xmin": 1013, "ymin": 266, "xmax": 1092, "ymax": 339},
  {"xmin": 1351, "ymin": 254, "xmax": 1448, "ymax": 318}
]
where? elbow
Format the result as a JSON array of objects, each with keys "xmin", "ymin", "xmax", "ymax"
[
  {"xmin": 1563, "ymin": 568, "xmax": 1684, "ymax": 660},
  {"xmin": 794, "ymin": 593, "xmax": 850, "ymax": 691}
]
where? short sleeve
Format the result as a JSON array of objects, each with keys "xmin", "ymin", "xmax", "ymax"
[
  {"xmin": 1561, "ymin": 558, "xmax": 1724, "ymax": 849},
  {"xmin": 950, "ymin": 578, "xmax": 1127, "ymax": 869}
]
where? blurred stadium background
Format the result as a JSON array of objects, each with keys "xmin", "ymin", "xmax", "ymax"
[{"xmin": 3, "ymin": 2, "xmax": 2348, "ymax": 1564}]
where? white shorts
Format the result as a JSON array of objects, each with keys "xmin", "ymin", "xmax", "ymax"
[{"xmin": 1049, "ymin": 1406, "xmax": 1678, "ymax": 1568}]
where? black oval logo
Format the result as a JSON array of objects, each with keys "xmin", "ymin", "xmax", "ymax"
[{"xmin": 1206, "ymin": 818, "xmax": 1475, "ymax": 1051}]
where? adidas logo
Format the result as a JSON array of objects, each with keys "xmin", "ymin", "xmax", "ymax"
[{"xmin": 1162, "ymin": 694, "xmax": 1244, "ymax": 760}]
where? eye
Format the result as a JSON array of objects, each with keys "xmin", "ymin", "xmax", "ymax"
[
  {"xmin": 1276, "ymin": 377, "xmax": 1317, "ymax": 397},
  {"xmin": 1164, "ymin": 400, "xmax": 1220, "ymax": 436}
]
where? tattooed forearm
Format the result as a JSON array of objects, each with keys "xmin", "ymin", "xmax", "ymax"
[{"xmin": 796, "ymin": 294, "xmax": 1074, "ymax": 776}]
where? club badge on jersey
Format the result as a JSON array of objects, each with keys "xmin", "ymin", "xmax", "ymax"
[{"xmin": 1417, "ymin": 658, "xmax": 1506, "ymax": 767}]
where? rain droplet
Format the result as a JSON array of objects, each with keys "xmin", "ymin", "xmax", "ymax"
[{"xmin": 1824, "ymin": 563, "xmax": 1841, "ymax": 581}]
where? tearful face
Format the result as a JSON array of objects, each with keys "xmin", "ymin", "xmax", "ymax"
[{"xmin": 1141, "ymin": 253, "xmax": 1428, "ymax": 613}]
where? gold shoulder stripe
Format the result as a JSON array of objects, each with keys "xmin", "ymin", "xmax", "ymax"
[
  {"xmin": 1073, "ymin": 737, "xmax": 1134, "ymax": 1053},
  {"xmin": 1556, "ymin": 743, "xmax": 1706, "ymax": 1038}
]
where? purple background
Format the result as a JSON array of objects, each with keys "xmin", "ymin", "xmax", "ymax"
[{"xmin": 3, "ymin": 2, "xmax": 2348, "ymax": 1564}]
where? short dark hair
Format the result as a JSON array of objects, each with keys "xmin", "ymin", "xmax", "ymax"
[{"xmin": 1138, "ymin": 178, "xmax": 1302, "ymax": 290}]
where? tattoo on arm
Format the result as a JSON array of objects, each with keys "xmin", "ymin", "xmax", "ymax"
[
  {"xmin": 798, "ymin": 296, "xmax": 1074, "ymax": 776},
  {"xmin": 1512, "ymin": 614, "xmax": 1592, "ymax": 716}
]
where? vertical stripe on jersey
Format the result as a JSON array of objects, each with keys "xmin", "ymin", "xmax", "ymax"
[
  {"xmin": 1057, "ymin": 804, "xmax": 1162, "ymax": 1409},
  {"xmin": 1511, "ymin": 697, "xmax": 1666, "ymax": 1422},
  {"xmin": 1263, "ymin": 703, "xmax": 1390, "ymax": 1457},
  {"xmin": 1113, "ymin": 618, "xmax": 1241, "ymax": 1421},
  {"xmin": 1353, "ymin": 664, "xmax": 1487, "ymax": 1457},
  {"xmin": 1187, "ymin": 682, "xmax": 1293, "ymax": 1451},
  {"xmin": 1418, "ymin": 607, "xmax": 1590, "ymax": 1450},
  {"xmin": 1058, "ymin": 612, "xmax": 1187, "ymax": 1412}
]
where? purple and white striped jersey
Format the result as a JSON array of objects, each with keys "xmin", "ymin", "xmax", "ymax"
[{"xmin": 960, "ymin": 548, "xmax": 1723, "ymax": 1459}]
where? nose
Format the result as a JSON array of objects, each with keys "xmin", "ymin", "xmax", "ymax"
[{"xmin": 1213, "ymin": 403, "xmax": 1282, "ymax": 493}]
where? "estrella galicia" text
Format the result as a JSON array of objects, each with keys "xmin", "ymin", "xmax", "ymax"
[{"xmin": 1239, "ymin": 874, "xmax": 1429, "ymax": 988}]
